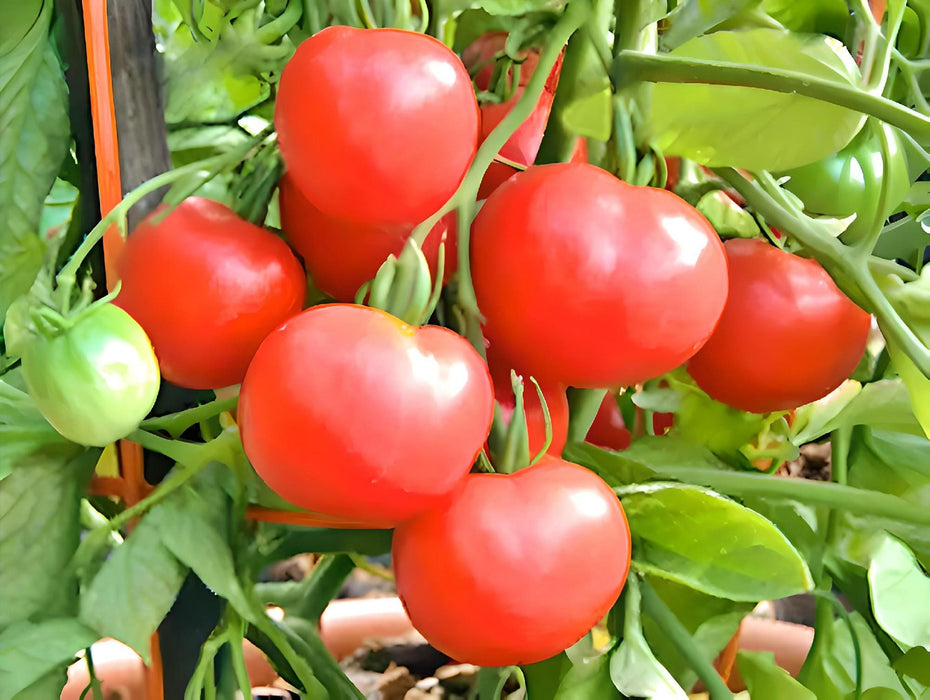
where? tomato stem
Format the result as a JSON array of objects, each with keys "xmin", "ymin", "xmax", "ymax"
[
  {"xmin": 566, "ymin": 388, "xmax": 608, "ymax": 444},
  {"xmin": 612, "ymin": 51, "xmax": 930, "ymax": 143},
  {"xmin": 140, "ymin": 395, "xmax": 239, "ymax": 438},
  {"xmin": 638, "ymin": 576, "xmax": 734, "ymax": 699}
]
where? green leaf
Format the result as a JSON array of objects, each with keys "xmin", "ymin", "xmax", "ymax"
[
  {"xmin": 564, "ymin": 436, "xmax": 730, "ymax": 487},
  {"xmin": 552, "ymin": 651, "xmax": 620, "ymax": 700},
  {"xmin": 650, "ymin": 29, "xmax": 864, "ymax": 171},
  {"xmin": 800, "ymin": 612, "xmax": 912, "ymax": 698},
  {"xmin": 476, "ymin": 667, "xmax": 511, "ymax": 699},
  {"xmin": 0, "ymin": 448, "xmax": 97, "ymax": 629},
  {"xmin": 761, "ymin": 0, "xmax": 850, "ymax": 34},
  {"xmin": 38, "ymin": 178, "xmax": 79, "ymax": 239},
  {"xmin": 790, "ymin": 380, "xmax": 925, "ymax": 444},
  {"xmin": 147, "ymin": 464, "xmax": 257, "ymax": 622},
  {"xmin": 885, "ymin": 338, "xmax": 930, "ymax": 440},
  {"xmin": 737, "ymin": 650, "xmax": 815, "ymax": 700},
  {"xmin": 0, "ymin": 0, "xmax": 69, "ymax": 322},
  {"xmin": 610, "ymin": 579, "xmax": 688, "ymax": 699},
  {"xmin": 661, "ymin": 0, "xmax": 763, "ymax": 50},
  {"xmin": 640, "ymin": 576, "xmax": 750, "ymax": 691},
  {"xmin": 523, "ymin": 654, "xmax": 572, "ymax": 700},
  {"xmin": 696, "ymin": 190, "xmax": 761, "ymax": 238},
  {"xmin": 623, "ymin": 483, "xmax": 812, "ymax": 601},
  {"xmin": 868, "ymin": 534, "xmax": 930, "ymax": 649},
  {"xmin": 838, "ymin": 428, "xmax": 930, "ymax": 570},
  {"xmin": 894, "ymin": 647, "xmax": 930, "ymax": 685},
  {"xmin": 562, "ymin": 88, "xmax": 612, "ymax": 141},
  {"xmin": 0, "ymin": 373, "xmax": 82, "ymax": 481},
  {"xmin": 79, "ymin": 516, "xmax": 188, "ymax": 662},
  {"xmin": 741, "ymin": 498, "xmax": 823, "ymax": 562},
  {"xmin": 0, "ymin": 618, "xmax": 97, "ymax": 700}
]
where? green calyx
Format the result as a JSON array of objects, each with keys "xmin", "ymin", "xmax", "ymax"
[{"xmin": 360, "ymin": 237, "xmax": 442, "ymax": 326}]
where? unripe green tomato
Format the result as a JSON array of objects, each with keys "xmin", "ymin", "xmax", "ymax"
[
  {"xmin": 779, "ymin": 122, "xmax": 909, "ymax": 245},
  {"xmin": 21, "ymin": 303, "xmax": 160, "ymax": 447}
]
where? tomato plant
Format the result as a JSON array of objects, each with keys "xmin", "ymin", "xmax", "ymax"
[
  {"xmin": 238, "ymin": 303, "xmax": 494, "ymax": 527},
  {"xmin": 392, "ymin": 456, "xmax": 630, "ymax": 667},
  {"xmin": 278, "ymin": 174, "xmax": 456, "ymax": 302},
  {"xmin": 115, "ymin": 197, "xmax": 306, "ymax": 390},
  {"xmin": 688, "ymin": 238, "xmax": 872, "ymax": 413},
  {"xmin": 471, "ymin": 162, "xmax": 729, "ymax": 388},
  {"xmin": 275, "ymin": 26, "xmax": 479, "ymax": 226},
  {"xmin": 9, "ymin": 0, "xmax": 930, "ymax": 698}
]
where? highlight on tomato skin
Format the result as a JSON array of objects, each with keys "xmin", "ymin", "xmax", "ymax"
[
  {"xmin": 278, "ymin": 174, "xmax": 457, "ymax": 303},
  {"xmin": 392, "ymin": 456, "xmax": 631, "ymax": 667},
  {"xmin": 238, "ymin": 303, "xmax": 495, "ymax": 528},
  {"xmin": 275, "ymin": 25, "xmax": 480, "ymax": 227},
  {"xmin": 688, "ymin": 238, "xmax": 872, "ymax": 414},
  {"xmin": 115, "ymin": 197, "xmax": 307, "ymax": 391},
  {"xmin": 471, "ymin": 162, "xmax": 729, "ymax": 389}
]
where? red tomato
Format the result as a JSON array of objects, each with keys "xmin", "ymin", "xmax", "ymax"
[
  {"xmin": 569, "ymin": 137, "xmax": 588, "ymax": 163},
  {"xmin": 462, "ymin": 33, "xmax": 563, "ymax": 199},
  {"xmin": 116, "ymin": 197, "xmax": 305, "ymax": 390},
  {"xmin": 586, "ymin": 393, "xmax": 673, "ymax": 451},
  {"xmin": 688, "ymin": 238, "xmax": 871, "ymax": 413},
  {"xmin": 393, "ymin": 456, "xmax": 630, "ymax": 666},
  {"xmin": 276, "ymin": 27, "xmax": 479, "ymax": 226},
  {"xmin": 471, "ymin": 163, "xmax": 728, "ymax": 388},
  {"xmin": 239, "ymin": 304, "xmax": 494, "ymax": 527},
  {"xmin": 278, "ymin": 175, "xmax": 457, "ymax": 302}
]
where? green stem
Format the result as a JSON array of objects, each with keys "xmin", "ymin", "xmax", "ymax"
[
  {"xmin": 409, "ymin": 1, "xmax": 589, "ymax": 317},
  {"xmin": 85, "ymin": 647, "xmax": 103, "ymax": 700},
  {"xmin": 226, "ymin": 612, "xmax": 254, "ymax": 699},
  {"xmin": 255, "ymin": 0, "xmax": 303, "ymax": 43},
  {"xmin": 639, "ymin": 577, "xmax": 734, "ymax": 700},
  {"xmin": 141, "ymin": 396, "xmax": 239, "ymax": 437},
  {"xmin": 633, "ymin": 466, "xmax": 930, "ymax": 526},
  {"xmin": 252, "ymin": 615, "xmax": 330, "ymax": 700},
  {"xmin": 567, "ymin": 388, "xmax": 608, "ymax": 443},
  {"xmin": 611, "ymin": 51, "xmax": 930, "ymax": 142}
]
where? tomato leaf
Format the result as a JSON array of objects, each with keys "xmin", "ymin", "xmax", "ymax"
[
  {"xmin": 893, "ymin": 646, "xmax": 930, "ymax": 685},
  {"xmin": 622, "ymin": 483, "xmax": 813, "ymax": 601},
  {"xmin": 79, "ymin": 516, "xmax": 188, "ymax": 663},
  {"xmin": 868, "ymin": 534, "xmax": 930, "ymax": 649},
  {"xmin": 649, "ymin": 29, "xmax": 864, "ymax": 171},
  {"xmin": 477, "ymin": 0, "xmax": 566, "ymax": 16},
  {"xmin": 799, "ymin": 612, "xmax": 912, "ymax": 698},
  {"xmin": 661, "ymin": 0, "xmax": 763, "ymax": 51},
  {"xmin": 761, "ymin": 0, "xmax": 850, "ymax": 34},
  {"xmin": 0, "ymin": 0, "xmax": 68, "ymax": 324},
  {"xmin": 0, "ymin": 448, "xmax": 97, "ymax": 630},
  {"xmin": 834, "ymin": 428, "xmax": 930, "ymax": 570},
  {"xmin": 695, "ymin": 190, "xmax": 760, "ymax": 238},
  {"xmin": 552, "ymin": 651, "xmax": 620, "ymax": 700},
  {"xmin": 561, "ymin": 87, "xmax": 612, "ymax": 141},
  {"xmin": 640, "ymin": 576, "xmax": 751, "ymax": 691},
  {"xmin": 0, "ymin": 618, "xmax": 97, "ymax": 700},
  {"xmin": 147, "ymin": 464, "xmax": 258, "ymax": 624},
  {"xmin": 737, "ymin": 650, "xmax": 815, "ymax": 700}
]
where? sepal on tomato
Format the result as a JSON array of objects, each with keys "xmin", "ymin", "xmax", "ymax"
[{"xmin": 363, "ymin": 237, "xmax": 438, "ymax": 326}]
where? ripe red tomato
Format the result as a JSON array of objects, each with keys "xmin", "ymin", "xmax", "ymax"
[
  {"xmin": 462, "ymin": 33, "xmax": 563, "ymax": 199},
  {"xmin": 276, "ymin": 27, "xmax": 479, "ymax": 226},
  {"xmin": 278, "ymin": 175, "xmax": 457, "ymax": 302},
  {"xmin": 116, "ymin": 197, "xmax": 306, "ymax": 390},
  {"xmin": 688, "ymin": 238, "xmax": 871, "ymax": 413},
  {"xmin": 393, "ymin": 456, "xmax": 630, "ymax": 666},
  {"xmin": 586, "ymin": 393, "xmax": 673, "ymax": 451},
  {"xmin": 471, "ymin": 163, "xmax": 728, "ymax": 388},
  {"xmin": 239, "ymin": 304, "xmax": 494, "ymax": 527}
]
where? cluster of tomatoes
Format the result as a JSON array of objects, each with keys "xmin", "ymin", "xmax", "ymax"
[{"xmin": 27, "ymin": 22, "xmax": 872, "ymax": 668}]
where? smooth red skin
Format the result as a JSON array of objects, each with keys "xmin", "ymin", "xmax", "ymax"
[
  {"xmin": 463, "ymin": 33, "xmax": 563, "ymax": 199},
  {"xmin": 238, "ymin": 304, "xmax": 494, "ymax": 527},
  {"xmin": 278, "ymin": 175, "xmax": 457, "ymax": 302},
  {"xmin": 586, "ymin": 393, "xmax": 674, "ymax": 451},
  {"xmin": 115, "ymin": 197, "xmax": 306, "ymax": 390},
  {"xmin": 471, "ymin": 163, "xmax": 729, "ymax": 388},
  {"xmin": 276, "ymin": 26, "xmax": 479, "ymax": 226},
  {"xmin": 688, "ymin": 238, "xmax": 871, "ymax": 413},
  {"xmin": 393, "ymin": 457, "xmax": 631, "ymax": 666}
]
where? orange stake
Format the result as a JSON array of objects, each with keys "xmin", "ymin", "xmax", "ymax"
[{"xmin": 82, "ymin": 1, "xmax": 160, "ymax": 697}]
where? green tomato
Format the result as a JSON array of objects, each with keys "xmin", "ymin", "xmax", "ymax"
[
  {"xmin": 21, "ymin": 303, "xmax": 160, "ymax": 447},
  {"xmin": 779, "ymin": 122, "xmax": 910, "ymax": 245}
]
